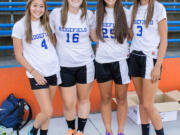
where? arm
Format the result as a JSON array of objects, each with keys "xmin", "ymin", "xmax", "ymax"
[
  {"xmin": 151, "ymin": 18, "xmax": 168, "ymax": 83},
  {"xmin": 90, "ymin": 28, "xmax": 98, "ymax": 42},
  {"xmin": 13, "ymin": 38, "xmax": 47, "ymax": 85},
  {"xmin": 90, "ymin": 28, "xmax": 99, "ymax": 49}
]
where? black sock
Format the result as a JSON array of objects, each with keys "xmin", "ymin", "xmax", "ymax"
[
  {"xmin": 155, "ymin": 128, "xmax": 164, "ymax": 135},
  {"xmin": 30, "ymin": 126, "xmax": 38, "ymax": 135},
  {"xmin": 141, "ymin": 124, "xmax": 150, "ymax": 135},
  {"xmin": 66, "ymin": 119, "xmax": 76, "ymax": 130},
  {"xmin": 40, "ymin": 129, "xmax": 48, "ymax": 135},
  {"xmin": 77, "ymin": 117, "xmax": 87, "ymax": 132}
]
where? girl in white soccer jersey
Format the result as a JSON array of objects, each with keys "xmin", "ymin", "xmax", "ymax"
[
  {"xmin": 95, "ymin": 0, "xmax": 130, "ymax": 135},
  {"xmin": 50, "ymin": 0, "xmax": 96, "ymax": 135},
  {"xmin": 12, "ymin": 0, "xmax": 60, "ymax": 135},
  {"xmin": 129, "ymin": 0, "xmax": 167, "ymax": 135}
]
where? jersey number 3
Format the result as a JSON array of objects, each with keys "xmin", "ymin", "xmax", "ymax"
[
  {"xmin": 41, "ymin": 39, "xmax": 48, "ymax": 49},
  {"xmin": 137, "ymin": 26, "xmax": 143, "ymax": 37}
]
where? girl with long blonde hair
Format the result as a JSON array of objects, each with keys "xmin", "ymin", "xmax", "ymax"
[
  {"xmin": 50, "ymin": 0, "xmax": 97, "ymax": 135},
  {"xmin": 129, "ymin": 0, "xmax": 167, "ymax": 135},
  {"xmin": 12, "ymin": 0, "xmax": 60, "ymax": 135}
]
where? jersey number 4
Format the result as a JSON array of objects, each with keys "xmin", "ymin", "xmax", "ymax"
[
  {"xmin": 41, "ymin": 39, "xmax": 48, "ymax": 49},
  {"xmin": 137, "ymin": 26, "xmax": 143, "ymax": 37},
  {"xmin": 66, "ymin": 33, "xmax": 79, "ymax": 43}
]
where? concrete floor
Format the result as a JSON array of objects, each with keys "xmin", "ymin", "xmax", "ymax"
[{"xmin": 15, "ymin": 111, "xmax": 180, "ymax": 135}]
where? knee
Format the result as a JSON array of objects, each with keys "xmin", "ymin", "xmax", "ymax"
[
  {"xmin": 78, "ymin": 98, "xmax": 89, "ymax": 105},
  {"xmin": 43, "ymin": 108, "xmax": 53, "ymax": 118},
  {"xmin": 143, "ymin": 102, "xmax": 154, "ymax": 113},
  {"xmin": 78, "ymin": 94, "xmax": 90, "ymax": 104},
  {"xmin": 101, "ymin": 95, "xmax": 112, "ymax": 104},
  {"xmin": 64, "ymin": 101, "xmax": 76, "ymax": 111},
  {"xmin": 115, "ymin": 96, "xmax": 127, "ymax": 106}
]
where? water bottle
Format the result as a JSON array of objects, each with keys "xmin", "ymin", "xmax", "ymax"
[
  {"xmin": 0, "ymin": 126, "xmax": 6, "ymax": 135},
  {"xmin": 0, "ymin": 126, "xmax": 13, "ymax": 135}
]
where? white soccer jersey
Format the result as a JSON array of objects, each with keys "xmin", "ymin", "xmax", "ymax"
[
  {"xmin": 50, "ymin": 8, "xmax": 96, "ymax": 67},
  {"xmin": 12, "ymin": 17, "xmax": 60, "ymax": 78},
  {"xmin": 130, "ymin": 1, "xmax": 167, "ymax": 58},
  {"xmin": 95, "ymin": 7, "xmax": 131, "ymax": 63}
]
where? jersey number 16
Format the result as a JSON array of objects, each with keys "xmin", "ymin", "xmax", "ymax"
[{"xmin": 66, "ymin": 33, "xmax": 79, "ymax": 43}]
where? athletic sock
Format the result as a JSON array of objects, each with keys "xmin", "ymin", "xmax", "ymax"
[
  {"xmin": 155, "ymin": 128, "xmax": 164, "ymax": 135},
  {"xmin": 40, "ymin": 129, "xmax": 48, "ymax": 135},
  {"xmin": 66, "ymin": 119, "xmax": 76, "ymax": 130},
  {"xmin": 141, "ymin": 124, "xmax": 150, "ymax": 135},
  {"xmin": 30, "ymin": 126, "xmax": 38, "ymax": 135},
  {"xmin": 77, "ymin": 117, "xmax": 87, "ymax": 132}
]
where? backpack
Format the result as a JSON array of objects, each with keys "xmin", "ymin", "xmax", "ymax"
[{"xmin": 0, "ymin": 94, "xmax": 32, "ymax": 135}]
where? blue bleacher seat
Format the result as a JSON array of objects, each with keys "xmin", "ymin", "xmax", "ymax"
[{"xmin": 0, "ymin": 1, "xmax": 180, "ymax": 51}]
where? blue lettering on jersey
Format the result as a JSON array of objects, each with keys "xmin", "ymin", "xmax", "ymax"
[
  {"xmin": 32, "ymin": 33, "xmax": 48, "ymax": 40},
  {"xmin": 134, "ymin": 20, "xmax": 153, "ymax": 37},
  {"xmin": 59, "ymin": 26, "xmax": 87, "ymax": 43},
  {"xmin": 59, "ymin": 27, "xmax": 87, "ymax": 33},
  {"xmin": 103, "ymin": 23, "xmax": 114, "ymax": 28},
  {"xmin": 134, "ymin": 20, "xmax": 153, "ymax": 25}
]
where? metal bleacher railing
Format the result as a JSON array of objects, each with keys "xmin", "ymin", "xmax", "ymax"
[{"xmin": 0, "ymin": 1, "xmax": 180, "ymax": 51}]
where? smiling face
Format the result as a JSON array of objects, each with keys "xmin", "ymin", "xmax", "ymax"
[
  {"xmin": 104, "ymin": 0, "xmax": 116, "ymax": 8},
  {"xmin": 30, "ymin": 0, "xmax": 45, "ymax": 21},
  {"xmin": 68, "ymin": 0, "xmax": 83, "ymax": 9}
]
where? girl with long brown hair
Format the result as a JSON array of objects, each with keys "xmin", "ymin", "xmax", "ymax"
[
  {"xmin": 12, "ymin": 0, "xmax": 60, "ymax": 135},
  {"xmin": 95, "ymin": 0, "xmax": 130, "ymax": 135},
  {"xmin": 49, "ymin": 0, "xmax": 97, "ymax": 135},
  {"xmin": 129, "ymin": 0, "xmax": 167, "ymax": 135}
]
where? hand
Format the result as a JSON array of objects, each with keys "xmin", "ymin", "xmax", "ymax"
[
  {"xmin": 31, "ymin": 70, "xmax": 47, "ymax": 85},
  {"xmin": 151, "ymin": 66, "xmax": 161, "ymax": 83}
]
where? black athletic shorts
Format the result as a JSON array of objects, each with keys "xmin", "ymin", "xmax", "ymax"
[
  {"xmin": 95, "ymin": 60, "xmax": 130, "ymax": 84},
  {"xmin": 60, "ymin": 62, "xmax": 95, "ymax": 87},
  {"xmin": 128, "ymin": 50, "xmax": 162, "ymax": 79},
  {"xmin": 29, "ymin": 74, "xmax": 57, "ymax": 90}
]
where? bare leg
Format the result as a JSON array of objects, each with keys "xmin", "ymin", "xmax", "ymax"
[
  {"xmin": 77, "ymin": 82, "xmax": 93, "ymax": 118},
  {"xmin": 40, "ymin": 86, "xmax": 57, "ymax": 130},
  {"xmin": 132, "ymin": 77, "xmax": 150, "ymax": 124},
  {"xmin": 33, "ymin": 89, "xmax": 54, "ymax": 129},
  {"xmin": 142, "ymin": 79, "xmax": 163, "ymax": 130},
  {"xmin": 115, "ymin": 84, "xmax": 128, "ymax": 133},
  {"xmin": 98, "ymin": 80, "xmax": 113, "ymax": 133},
  {"xmin": 60, "ymin": 86, "xmax": 77, "ymax": 121}
]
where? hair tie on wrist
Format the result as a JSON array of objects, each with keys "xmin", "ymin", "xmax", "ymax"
[{"xmin": 30, "ymin": 69, "xmax": 34, "ymax": 73}]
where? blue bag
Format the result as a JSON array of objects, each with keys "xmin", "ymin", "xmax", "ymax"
[{"xmin": 0, "ymin": 94, "xmax": 32, "ymax": 135}]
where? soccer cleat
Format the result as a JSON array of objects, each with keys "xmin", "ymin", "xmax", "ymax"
[
  {"xmin": 76, "ymin": 130, "xmax": 84, "ymax": 135},
  {"xmin": 27, "ymin": 127, "xmax": 33, "ymax": 135},
  {"xmin": 118, "ymin": 133, "xmax": 124, "ymax": 135},
  {"xmin": 106, "ymin": 131, "xmax": 113, "ymax": 135},
  {"xmin": 66, "ymin": 129, "xmax": 76, "ymax": 135}
]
